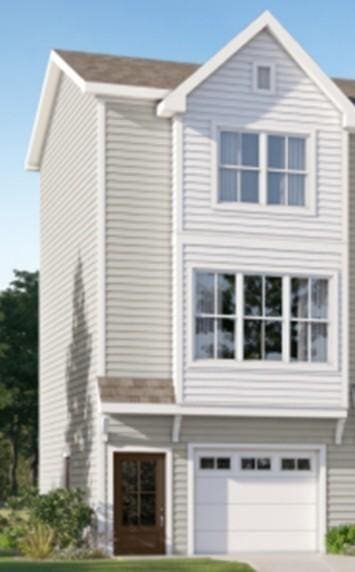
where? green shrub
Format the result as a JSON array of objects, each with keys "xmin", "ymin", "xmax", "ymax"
[
  {"xmin": 31, "ymin": 488, "xmax": 93, "ymax": 549},
  {"xmin": 326, "ymin": 524, "xmax": 355, "ymax": 554},
  {"xmin": 19, "ymin": 522, "xmax": 55, "ymax": 560}
]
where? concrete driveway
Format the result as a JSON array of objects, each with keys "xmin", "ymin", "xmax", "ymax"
[{"xmin": 218, "ymin": 553, "xmax": 355, "ymax": 572}]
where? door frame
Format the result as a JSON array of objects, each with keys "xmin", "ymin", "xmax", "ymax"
[
  {"xmin": 108, "ymin": 445, "xmax": 173, "ymax": 555},
  {"xmin": 187, "ymin": 442, "xmax": 327, "ymax": 556}
]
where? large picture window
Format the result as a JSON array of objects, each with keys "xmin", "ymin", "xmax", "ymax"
[
  {"xmin": 217, "ymin": 129, "xmax": 308, "ymax": 208},
  {"xmin": 194, "ymin": 271, "xmax": 330, "ymax": 364}
]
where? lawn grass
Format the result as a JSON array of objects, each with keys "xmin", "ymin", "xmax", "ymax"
[{"xmin": 0, "ymin": 558, "xmax": 255, "ymax": 571}]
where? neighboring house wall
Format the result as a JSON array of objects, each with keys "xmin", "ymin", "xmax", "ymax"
[
  {"xmin": 105, "ymin": 100, "xmax": 172, "ymax": 379},
  {"xmin": 106, "ymin": 412, "xmax": 355, "ymax": 554},
  {"xmin": 349, "ymin": 134, "xmax": 355, "ymax": 386},
  {"xmin": 178, "ymin": 30, "xmax": 346, "ymax": 408},
  {"xmin": 40, "ymin": 74, "xmax": 99, "ymax": 499}
]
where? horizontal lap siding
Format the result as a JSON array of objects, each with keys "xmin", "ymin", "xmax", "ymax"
[
  {"xmin": 349, "ymin": 136, "xmax": 355, "ymax": 390},
  {"xmin": 183, "ymin": 243, "xmax": 343, "ymax": 407},
  {"xmin": 107, "ymin": 413, "xmax": 355, "ymax": 554},
  {"xmin": 106, "ymin": 101, "xmax": 172, "ymax": 379},
  {"xmin": 183, "ymin": 30, "xmax": 343, "ymax": 241},
  {"xmin": 40, "ymin": 75, "xmax": 98, "ymax": 500}
]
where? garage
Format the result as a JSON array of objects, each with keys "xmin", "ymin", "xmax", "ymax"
[{"xmin": 193, "ymin": 447, "xmax": 322, "ymax": 554}]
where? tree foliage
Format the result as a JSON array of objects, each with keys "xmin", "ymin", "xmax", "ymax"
[{"xmin": 0, "ymin": 270, "xmax": 38, "ymax": 495}]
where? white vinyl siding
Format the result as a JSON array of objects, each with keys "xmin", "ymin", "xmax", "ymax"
[
  {"xmin": 105, "ymin": 100, "xmax": 172, "ymax": 379},
  {"xmin": 40, "ymin": 74, "xmax": 99, "ymax": 501},
  {"xmin": 184, "ymin": 243, "xmax": 342, "ymax": 408},
  {"xmin": 106, "ymin": 413, "xmax": 355, "ymax": 555},
  {"xmin": 183, "ymin": 29, "xmax": 343, "ymax": 240}
]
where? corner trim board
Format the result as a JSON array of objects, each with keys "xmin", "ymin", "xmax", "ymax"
[
  {"xmin": 97, "ymin": 100, "xmax": 106, "ymax": 377},
  {"xmin": 335, "ymin": 418, "xmax": 346, "ymax": 445}
]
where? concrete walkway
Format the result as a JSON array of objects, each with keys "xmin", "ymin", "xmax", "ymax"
[{"xmin": 218, "ymin": 553, "xmax": 355, "ymax": 572}]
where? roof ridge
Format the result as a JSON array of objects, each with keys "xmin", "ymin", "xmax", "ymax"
[{"xmin": 54, "ymin": 48, "xmax": 201, "ymax": 68}]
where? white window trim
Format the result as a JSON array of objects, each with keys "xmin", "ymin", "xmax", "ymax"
[
  {"xmin": 106, "ymin": 445, "xmax": 173, "ymax": 556},
  {"xmin": 253, "ymin": 61, "xmax": 276, "ymax": 94},
  {"xmin": 188, "ymin": 266, "xmax": 339, "ymax": 372},
  {"xmin": 187, "ymin": 443, "xmax": 327, "ymax": 556},
  {"xmin": 211, "ymin": 121, "xmax": 317, "ymax": 216}
]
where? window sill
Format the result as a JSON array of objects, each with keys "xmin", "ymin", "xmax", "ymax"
[
  {"xmin": 188, "ymin": 359, "xmax": 338, "ymax": 373},
  {"xmin": 211, "ymin": 201, "xmax": 316, "ymax": 217}
]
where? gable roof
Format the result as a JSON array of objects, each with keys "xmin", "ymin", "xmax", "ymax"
[
  {"xmin": 26, "ymin": 11, "xmax": 355, "ymax": 171},
  {"xmin": 157, "ymin": 10, "xmax": 355, "ymax": 127},
  {"xmin": 55, "ymin": 49, "xmax": 199, "ymax": 89}
]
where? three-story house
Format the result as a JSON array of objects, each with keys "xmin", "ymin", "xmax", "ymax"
[{"xmin": 26, "ymin": 11, "xmax": 355, "ymax": 556}]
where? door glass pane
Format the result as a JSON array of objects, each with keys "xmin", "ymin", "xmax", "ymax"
[
  {"xmin": 195, "ymin": 272, "xmax": 214, "ymax": 314},
  {"xmin": 288, "ymin": 174, "xmax": 305, "ymax": 206},
  {"xmin": 217, "ymin": 319, "xmax": 235, "ymax": 359},
  {"xmin": 140, "ymin": 461, "xmax": 156, "ymax": 492},
  {"xmin": 311, "ymin": 279, "xmax": 328, "ymax": 319},
  {"xmin": 122, "ymin": 461, "xmax": 138, "ymax": 493},
  {"xmin": 291, "ymin": 278, "xmax": 309, "ymax": 318},
  {"xmin": 123, "ymin": 494, "xmax": 138, "ymax": 526},
  {"xmin": 217, "ymin": 274, "xmax": 235, "ymax": 315},
  {"xmin": 265, "ymin": 321, "xmax": 282, "ymax": 361},
  {"xmin": 268, "ymin": 173, "xmax": 286, "ymax": 204},
  {"xmin": 291, "ymin": 321, "xmax": 308, "ymax": 361},
  {"xmin": 265, "ymin": 276, "xmax": 282, "ymax": 316},
  {"xmin": 311, "ymin": 323, "xmax": 327, "ymax": 362},
  {"xmin": 268, "ymin": 135, "xmax": 285, "ymax": 168},
  {"xmin": 195, "ymin": 318, "xmax": 214, "ymax": 359},
  {"xmin": 244, "ymin": 319, "xmax": 262, "ymax": 359},
  {"xmin": 242, "ymin": 133, "xmax": 259, "ymax": 166},
  {"xmin": 200, "ymin": 457, "xmax": 215, "ymax": 469},
  {"xmin": 244, "ymin": 275, "xmax": 262, "ymax": 316},
  {"xmin": 217, "ymin": 458, "xmax": 231, "ymax": 470},
  {"xmin": 140, "ymin": 494, "xmax": 156, "ymax": 526},
  {"xmin": 288, "ymin": 137, "xmax": 305, "ymax": 170},
  {"xmin": 220, "ymin": 132, "xmax": 239, "ymax": 165},
  {"xmin": 219, "ymin": 168, "xmax": 238, "ymax": 202},
  {"xmin": 241, "ymin": 171, "xmax": 259, "ymax": 203}
]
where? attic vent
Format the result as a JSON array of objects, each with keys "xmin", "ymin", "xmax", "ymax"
[{"xmin": 253, "ymin": 62, "xmax": 275, "ymax": 93}]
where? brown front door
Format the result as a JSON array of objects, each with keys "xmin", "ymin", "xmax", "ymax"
[{"xmin": 114, "ymin": 453, "xmax": 165, "ymax": 555}]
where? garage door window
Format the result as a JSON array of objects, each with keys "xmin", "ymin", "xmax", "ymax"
[
  {"xmin": 281, "ymin": 457, "xmax": 312, "ymax": 471},
  {"xmin": 241, "ymin": 457, "xmax": 271, "ymax": 471},
  {"xmin": 200, "ymin": 457, "xmax": 231, "ymax": 470}
]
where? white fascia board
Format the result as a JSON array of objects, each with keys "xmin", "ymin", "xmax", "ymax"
[
  {"xmin": 25, "ymin": 50, "xmax": 170, "ymax": 171},
  {"xmin": 84, "ymin": 82, "xmax": 169, "ymax": 100},
  {"xmin": 25, "ymin": 58, "xmax": 61, "ymax": 171},
  {"xmin": 157, "ymin": 10, "xmax": 355, "ymax": 128},
  {"xmin": 101, "ymin": 401, "xmax": 347, "ymax": 419}
]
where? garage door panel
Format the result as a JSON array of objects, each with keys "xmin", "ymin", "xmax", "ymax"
[
  {"xmin": 194, "ymin": 448, "xmax": 319, "ymax": 554},
  {"xmin": 195, "ymin": 530, "xmax": 317, "ymax": 553},
  {"xmin": 195, "ymin": 503, "xmax": 317, "ymax": 532},
  {"xmin": 195, "ymin": 477, "xmax": 229, "ymax": 504},
  {"xmin": 231, "ymin": 478, "xmax": 317, "ymax": 504}
]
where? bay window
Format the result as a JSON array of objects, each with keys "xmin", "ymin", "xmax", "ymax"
[
  {"xmin": 194, "ymin": 271, "xmax": 330, "ymax": 364},
  {"xmin": 217, "ymin": 129, "xmax": 308, "ymax": 208}
]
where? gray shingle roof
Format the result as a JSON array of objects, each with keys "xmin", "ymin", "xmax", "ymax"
[
  {"xmin": 55, "ymin": 49, "xmax": 355, "ymax": 103},
  {"xmin": 55, "ymin": 49, "xmax": 199, "ymax": 89}
]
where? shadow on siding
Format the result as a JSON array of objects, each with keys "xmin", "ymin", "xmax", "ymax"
[{"xmin": 65, "ymin": 255, "xmax": 93, "ymax": 492}]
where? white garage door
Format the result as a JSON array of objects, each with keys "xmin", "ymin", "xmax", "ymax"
[{"xmin": 194, "ymin": 448, "xmax": 319, "ymax": 553}]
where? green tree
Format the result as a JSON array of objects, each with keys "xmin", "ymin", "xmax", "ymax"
[{"xmin": 0, "ymin": 270, "xmax": 38, "ymax": 495}]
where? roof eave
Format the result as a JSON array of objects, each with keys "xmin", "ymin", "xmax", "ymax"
[{"xmin": 25, "ymin": 51, "xmax": 171, "ymax": 171}]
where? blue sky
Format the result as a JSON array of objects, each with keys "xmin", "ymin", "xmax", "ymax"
[{"xmin": 1, "ymin": 0, "xmax": 355, "ymax": 289}]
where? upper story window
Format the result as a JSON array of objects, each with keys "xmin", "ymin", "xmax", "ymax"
[
  {"xmin": 268, "ymin": 135, "xmax": 306, "ymax": 206},
  {"xmin": 253, "ymin": 62, "xmax": 275, "ymax": 93},
  {"xmin": 220, "ymin": 132, "xmax": 259, "ymax": 203},
  {"xmin": 218, "ymin": 130, "xmax": 308, "ymax": 209},
  {"xmin": 194, "ymin": 271, "xmax": 330, "ymax": 365}
]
